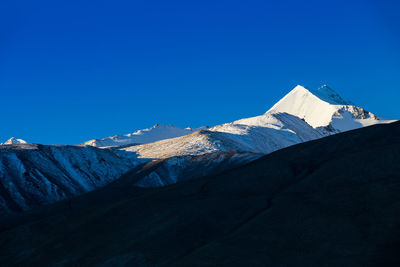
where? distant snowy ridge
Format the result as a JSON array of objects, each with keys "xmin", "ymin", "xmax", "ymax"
[
  {"xmin": 82, "ymin": 124, "xmax": 205, "ymax": 148},
  {"xmin": 1, "ymin": 137, "xmax": 27, "ymax": 145}
]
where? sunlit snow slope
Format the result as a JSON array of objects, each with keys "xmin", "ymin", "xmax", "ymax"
[
  {"xmin": 82, "ymin": 124, "xmax": 203, "ymax": 148},
  {"xmin": 123, "ymin": 113, "xmax": 328, "ymax": 159}
]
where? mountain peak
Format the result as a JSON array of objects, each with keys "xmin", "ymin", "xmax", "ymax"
[
  {"xmin": 283, "ymin": 84, "xmax": 351, "ymax": 106},
  {"xmin": 267, "ymin": 84, "xmax": 384, "ymax": 129},
  {"xmin": 3, "ymin": 137, "xmax": 27, "ymax": 145}
]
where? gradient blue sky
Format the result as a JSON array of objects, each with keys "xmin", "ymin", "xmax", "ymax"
[{"xmin": 1, "ymin": 0, "xmax": 399, "ymax": 144}]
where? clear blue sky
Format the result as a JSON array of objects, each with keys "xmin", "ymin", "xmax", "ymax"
[{"xmin": 1, "ymin": 0, "xmax": 399, "ymax": 144}]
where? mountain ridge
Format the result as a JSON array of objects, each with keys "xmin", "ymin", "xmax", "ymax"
[
  {"xmin": 81, "ymin": 124, "xmax": 205, "ymax": 148},
  {"xmin": 120, "ymin": 85, "xmax": 394, "ymax": 159},
  {"xmin": 1, "ymin": 137, "xmax": 27, "ymax": 145}
]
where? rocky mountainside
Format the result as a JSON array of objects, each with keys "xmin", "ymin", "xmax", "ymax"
[
  {"xmin": 1, "ymin": 121, "xmax": 398, "ymax": 266},
  {"xmin": 0, "ymin": 143, "xmax": 260, "ymax": 215},
  {"xmin": 125, "ymin": 151, "xmax": 262, "ymax": 188},
  {"xmin": 0, "ymin": 144, "xmax": 141, "ymax": 215}
]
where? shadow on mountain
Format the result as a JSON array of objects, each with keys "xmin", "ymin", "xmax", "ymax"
[
  {"xmin": 0, "ymin": 144, "xmax": 145, "ymax": 215},
  {"xmin": 0, "ymin": 121, "xmax": 400, "ymax": 266}
]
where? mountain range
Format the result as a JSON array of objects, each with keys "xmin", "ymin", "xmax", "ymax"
[
  {"xmin": 75, "ymin": 84, "xmax": 392, "ymax": 156},
  {"xmin": 0, "ymin": 85, "xmax": 395, "ymax": 215},
  {"xmin": 1, "ymin": 119, "xmax": 399, "ymax": 266}
]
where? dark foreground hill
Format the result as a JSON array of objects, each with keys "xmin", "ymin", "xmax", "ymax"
[{"xmin": 0, "ymin": 121, "xmax": 400, "ymax": 266}]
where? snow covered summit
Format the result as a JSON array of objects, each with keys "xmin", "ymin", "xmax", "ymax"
[
  {"xmin": 267, "ymin": 85, "xmax": 393, "ymax": 132},
  {"xmin": 2, "ymin": 137, "xmax": 27, "ymax": 145}
]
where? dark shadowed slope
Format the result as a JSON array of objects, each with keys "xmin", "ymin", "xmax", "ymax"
[
  {"xmin": 0, "ymin": 144, "xmax": 141, "ymax": 215},
  {"xmin": 1, "ymin": 121, "xmax": 400, "ymax": 266}
]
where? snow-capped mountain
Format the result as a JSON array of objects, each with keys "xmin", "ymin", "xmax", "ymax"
[
  {"xmin": 0, "ymin": 143, "xmax": 141, "ymax": 215},
  {"xmin": 2, "ymin": 137, "xmax": 27, "ymax": 145},
  {"xmin": 5, "ymin": 120, "xmax": 398, "ymax": 266},
  {"xmin": 121, "ymin": 85, "xmax": 394, "ymax": 159},
  {"xmin": 0, "ymin": 84, "xmax": 395, "ymax": 215},
  {"xmin": 82, "ymin": 124, "xmax": 204, "ymax": 148},
  {"xmin": 268, "ymin": 85, "xmax": 394, "ymax": 132}
]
